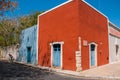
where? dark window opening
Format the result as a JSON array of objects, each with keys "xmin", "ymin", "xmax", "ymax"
[
  {"xmin": 53, "ymin": 44, "xmax": 61, "ymax": 51},
  {"xmin": 116, "ymin": 44, "xmax": 119, "ymax": 55},
  {"xmin": 91, "ymin": 44, "xmax": 95, "ymax": 51}
]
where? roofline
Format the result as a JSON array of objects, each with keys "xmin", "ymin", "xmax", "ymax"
[
  {"xmin": 109, "ymin": 33, "xmax": 120, "ymax": 39},
  {"xmin": 22, "ymin": 25, "xmax": 37, "ymax": 32},
  {"xmin": 38, "ymin": 0, "xmax": 73, "ymax": 17},
  {"xmin": 109, "ymin": 21, "xmax": 120, "ymax": 31},
  {"xmin": 38, "ymin": 0, "xmax": 108, "ymax": 19},
  {"xmin": 82, "ymin": 0, "xmax": 108, "ymax": 19}
]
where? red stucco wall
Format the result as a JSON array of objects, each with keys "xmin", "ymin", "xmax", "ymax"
[
  {"xmin": 38, "ymin": 0, "xmax": 80, "ymax": 71},
  {"xmin": 78, "ymin": 0, "xmax": 109, "ymax": 70},
  {"xmin": 38, "ymin": 0, "xmax": 109, "ymax": 71}
]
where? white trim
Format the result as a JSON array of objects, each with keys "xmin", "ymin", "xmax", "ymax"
[
  {"xmin": 36, "ymin": 25, "xmax": 38, "ymax": 64},
  {"xmin": 78, "ymin": 36, "xmax": 82, "ymax": 51},
  {"xmin": 82, "ymin": 0, "xmax": 108, "ymax": 18},
  {"xmin": 36, "ymin": 14, "xmax": 40, "ymax": 65},
  {"xmin": 88, "ymin": 42, "xmax": 98, "ymax": 46},
  {"xmin": 50, "ymin": 41, "xmax": 64, "ymax": 69},
  {"xmin": 108, "ymin": 19, "xmax": 111, "ymax": 63},
  {"xmin": 115, "ymin": 38, "xmax": 118, "ymax": 45},
  {"xmin": 61, "ymin": 43, "xmax": 63, "ymax": 69},
  {"xmin": 109, "ymin": 21, "xmax": 120, "ymax": 31},
  {"xmin": 39, "ymin": 0, "xmax": 73, "ymax": 16},
  {"xmin": 89, "ymin": 42, "xmax": 98, "ymax": 68},
  {"xmin": 35, "ymin": 25, "xmax": 38, "ymax": 65},
  {"xmin": 38, "ymin": 0, "xmax": 108, "ymax": 19},
  {"xmin": 50, "ymin": 42, "xmax": 64, "ymax": 45},
  {"xmin": 50, "ymin": 44, "xmax": 53, "ymax": 68}
]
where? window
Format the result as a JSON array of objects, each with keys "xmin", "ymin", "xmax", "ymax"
[
  {"xmin": 115, "ymin": 44, "xmax": 119, "ymax": 55},
  {"xmin": 53, "ymin": 44, "xmax": 60, "ymax": 51},
  {"xmin": 91, "ymin": 44, "xmax": 95, "ymax": 51}
]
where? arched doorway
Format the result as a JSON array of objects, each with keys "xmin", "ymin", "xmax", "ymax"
[{"xmin": 89, "ymin": 43, "xmax": 97, "ymax": 68}]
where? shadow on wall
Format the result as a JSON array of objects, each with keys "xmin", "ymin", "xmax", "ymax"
[{"xmin": 41, "ymin": 53, "xmax": 50, "ymax": 66}]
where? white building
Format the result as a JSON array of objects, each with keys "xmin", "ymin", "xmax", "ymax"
[{"xmin": 109, "ymin": 22, "xmax": 120, "ymax": 63}]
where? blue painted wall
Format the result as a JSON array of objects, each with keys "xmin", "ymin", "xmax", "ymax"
[{"xmin": 18, "ymin": 25, "xmax": 37, "ymax": 64}]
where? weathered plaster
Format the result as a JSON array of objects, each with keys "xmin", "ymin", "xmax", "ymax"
[{"xmin": 18, "ymin": 25, "xmax": 37, "ymax": 65}]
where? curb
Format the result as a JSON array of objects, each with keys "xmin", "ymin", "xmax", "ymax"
[{"xmin": 11, "ymin": 61, "xmax": 120, "ymax": 79}]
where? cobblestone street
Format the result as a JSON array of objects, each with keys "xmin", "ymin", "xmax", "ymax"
[{"xmin": 0, "ymin": 60, "xmax": 118, "ymax": 80}]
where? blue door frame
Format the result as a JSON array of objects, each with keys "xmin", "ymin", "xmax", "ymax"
[{"xmin": 53, "ymin": 44, "xmax": 61, "ymax": 67}]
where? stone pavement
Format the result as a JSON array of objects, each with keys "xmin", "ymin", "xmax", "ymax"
[
  {"xmin": 17, "ymin": 61, "xmax": 120, "ymax": 79},
  {"xmin": 79, "ymin": 62, "xmax": 120, "ymax": 79},
  {"xmin": 39, "ymin": 62, "xmax": 120, "ymax": 79}
]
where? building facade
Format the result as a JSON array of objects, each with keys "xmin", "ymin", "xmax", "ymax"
[
  {"xmin": 109, "ymin": 22, "xmax": 120, "ymax": 63},
  {"xmin": 18, "ymin": 25, "xmax": 37, "ymax": 65},
  {"xmin": 38, "ymin": 0, "xmax": 109, "ymax": 71}
]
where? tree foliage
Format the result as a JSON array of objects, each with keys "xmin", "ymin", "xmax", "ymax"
[
  {"xmin": 0, "ymin": 0, "xmax": 17, "ymax": 16},
  {"xmin": 0, "ymin": 11, "xmax": 43, "ymax": 46}
]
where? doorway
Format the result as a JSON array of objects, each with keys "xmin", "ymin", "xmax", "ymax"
[
  {"xmin": 89, "ymin": 43, "xmax": 97, "ymax": 67},
  {"xmin": 27, "ymin": 47, "xmax": 31, "ymax": 63},
  {"xmin": 53, "ymin": 44, "xmax": 61, "ymax": 67}
]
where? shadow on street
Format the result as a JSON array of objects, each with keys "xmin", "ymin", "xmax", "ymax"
[{"xmin": 0, "ymin": 60, "xmax": 113, "ymax": 80}]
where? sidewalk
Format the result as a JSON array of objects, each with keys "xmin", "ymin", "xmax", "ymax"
[
  {"xmin": 16, "ymin": 61, "xmax": 120, "ymax": 79},
  {"xmin": 40, "ymin": 62, "xmax": 120, "ymax": 79},
  {"xmin": 79, "ymin": 62, "xmax": 120, "ymax": 79}
]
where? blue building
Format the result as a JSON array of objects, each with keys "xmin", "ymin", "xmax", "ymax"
[{"xmin": 18, "ymin": 25, "xmax": 38, "ymax": 65}]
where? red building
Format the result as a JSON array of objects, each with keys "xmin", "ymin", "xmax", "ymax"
[{"xmin": 38, "ymin": 0, "xmax": 109, "ymax": 71}]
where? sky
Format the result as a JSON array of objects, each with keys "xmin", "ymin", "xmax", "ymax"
[
  {"xmin": 6, "ymin": 0, "xmax": 120, "ymax": 27},
  {"xmin": 85, "ymin": 0, "xmax": 120, "ymax": 27}
]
